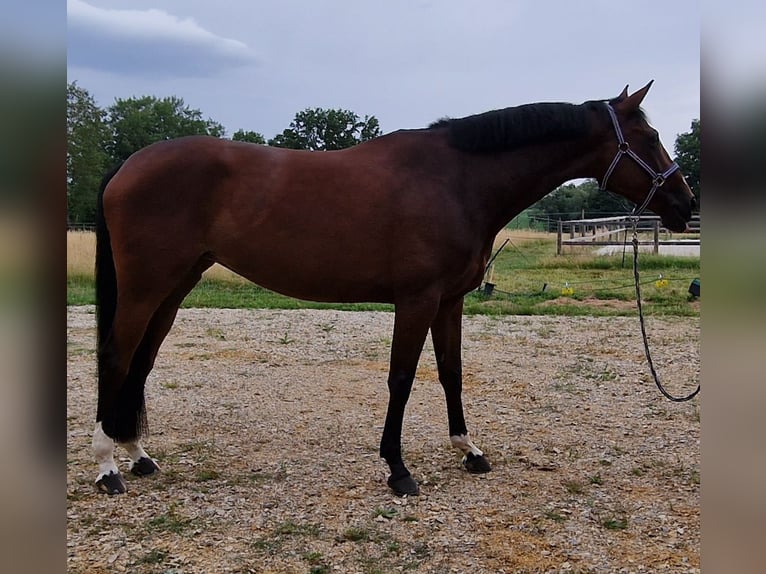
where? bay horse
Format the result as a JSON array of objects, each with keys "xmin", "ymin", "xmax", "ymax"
[{"xmin": 92, "ymin": 82, "xmax": 695, "ymax": 496}]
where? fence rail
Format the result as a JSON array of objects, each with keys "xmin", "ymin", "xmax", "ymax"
[
  {"xmin": 68, "ymin": 223, "xmax": 96, "ymax": 231},
  {"xmin": 556, "ymin": 214, "xmax": 700, "ymax": 255}
]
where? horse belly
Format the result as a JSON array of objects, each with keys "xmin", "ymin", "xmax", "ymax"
[{"xmin": 214, "ymin": 232, "xmax": 396, "ymax": 304}]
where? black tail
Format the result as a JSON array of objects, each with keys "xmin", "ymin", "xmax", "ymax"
[
  {"xmin": 96, "ymin": 162, "xmax": 148, "ymax": 441},
  {"xmin": 95, "ymin": 163, "xmax": 122, "ymax": 360}
]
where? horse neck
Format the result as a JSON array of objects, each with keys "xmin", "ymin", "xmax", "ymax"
[{"xmin": 465, "ymin": 139, "xmax": 601, "ymax": 235}]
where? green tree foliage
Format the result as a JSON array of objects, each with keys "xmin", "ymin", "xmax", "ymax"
[
  {"xmin": 106, "ymin": 95, "xmax": 225, "ymax": 163},
  {"xmin": 529, "ymin": 179, "xmax": 632, "ymax": 229},
  {"xmin": 268, "ymin": 108, "xmax": 381, "ymax": 150},
  {"xmin": 673, "ymin": 119, "xmax": 700, "ymax": 206},
  {"xmin": 67, "ymin": 82, "xmax": 110, "ymax": 224},
  {"xmin": 232, "ymin": 129, "xmax": 266, "ymax": 144}
]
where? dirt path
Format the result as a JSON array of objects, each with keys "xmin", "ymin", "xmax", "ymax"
[{"xmin": 67, "ymin": 307, "xmax": 700, "ymax": 573}]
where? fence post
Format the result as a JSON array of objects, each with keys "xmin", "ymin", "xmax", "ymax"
[
  {"xmin": 557, "ymin": 219, "xmax": 562, "ymax": 255},
  {"xmin": 653, "ymin": 219, "xmax": 659, "ymax": 254}
]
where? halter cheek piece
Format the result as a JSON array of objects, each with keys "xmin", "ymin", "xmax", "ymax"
[{"xmin": 599, "ymin": 104, "xmax": 680, "ymax": 217}]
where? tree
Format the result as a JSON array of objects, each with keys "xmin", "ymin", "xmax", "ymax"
[
  {"xmin": 673, "ymin": 119, "xmax": 700, "ymax": 207},
  {"xmin": 106, "ymin": 95, "xmax": 225, "ymax": 163},
  {"xmin": 232, "ymin": 129, "xmax": 266, "ymax": 144},
  {"xmin": 67, "ymin": 82, "xmax": 110, "ymax": 224},
  {"xmin": 268, "ymin": 108, "xmax": 381, "ymax": 150},
  {"xmin": 528, "ymin": 179, "xmax": 632, "ymax": 230}
]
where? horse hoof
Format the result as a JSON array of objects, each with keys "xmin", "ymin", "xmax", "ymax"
[
  {"xmin": 387, "ymin": 474, "xmax": 419, "ymax": 496},
  {"xmin": 96, "ymin": 471, "xmax": 127, "ymax": 495},
  {"xmin": 464, "ymin": 453, "xmax": 492, "ymax": 474},
  {"xmin": 130, "ymin": 456, "xmax": 160, "ymax": 476}
]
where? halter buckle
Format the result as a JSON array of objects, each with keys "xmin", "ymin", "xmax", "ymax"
[
  {"xmin": 652, "ymin": 174, "xmax": 666, "ymax": 187},
  {"xmin": 618, "ymin": 142, "xmax": 630, "ymax": 153}
]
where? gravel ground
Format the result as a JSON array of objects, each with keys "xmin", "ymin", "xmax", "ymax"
[{"xmin": 67, "ymin": 306, "xmax": 700, "ymax": 574}]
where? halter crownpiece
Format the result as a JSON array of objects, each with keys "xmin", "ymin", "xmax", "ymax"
[{"xmin": 599, "ymin": 104, "xmax": 680, "ymax": 217}]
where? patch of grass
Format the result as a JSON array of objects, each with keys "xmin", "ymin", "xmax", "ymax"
[
  {"xmin": 602, "ymin": 516, "xmax": 629, "ymax": 530},
  {"xmin": 543, "ymin": 509, "xmax": 567, "ymax": 522},
  {"xmin": 249, "ymin": 538, "xmax": 280, "ymax": 554},
  {"xmin": 303, "ymin": 551, "xmax": 325, "ymax": 564},
  {"xmin": 205, "ymin": 327, "xmax": 226, "ymax": 340},
  {"xmin": 227, "ymin": 465, "xmax": 288, "ymax": 486},
  {"xmin": 304, "ymin": 550, "xmax": 331, "ymax": 573},
  {"xmin": 563, "ymin": 479, "xmax": 585, "ymax": 495},
  {"xmin": 342, "ymin": 526, "xmax": 370, "ymax": 542},
  {"xmin": 611, "ymin": 445, "xmax": 628, "ymax": 456},
  {"xmin": 194, "ymin": 469, "xmax": 220, "ymax": 482},
  {"xmin": 630, "ymin": 466, "xmax": 646, "ymax": 477},
  {"xmin": 135, "ymin": 548, "xmax": 168, "ymax": 565},
  {"xmin": 689, "ymin": 468, "xmax": 701, "ymax": 486},
  {"xmin": 178, "ymin": 440, "xmax": 211, "ymax": 458},
  {"xmin": 145, "ymin": 504, "xmax": 197, "ymax": 534},
  {"xmin": 67, "ymin": 274, "xmax": 94, "ymax": 306},
  {"xmin": 553, "ymin": 381, "xmax": 578, "ymax": 393},
  {"xmin": 275, "ymin": 521, "xmax": 320, "ymax": 537},
  {"xmin": 372, "ymin": 507, "xmax": 398, "ymax": 519},
  {"xmin": 589, "ymin": 473, "xmax": 604, "ymax": 485}
]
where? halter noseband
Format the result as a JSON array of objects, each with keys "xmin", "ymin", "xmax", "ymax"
[{"xmin": 599, "ymin": 104, "xmax": 680, "ymax": 217}]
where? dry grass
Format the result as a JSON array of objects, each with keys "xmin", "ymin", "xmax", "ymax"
[
  {"xmin": 67, "ymin": 231, "xmax": 96, "ymax": 277},
  {"xmin": 494, "ymin": 228, "xmax": 557, "ymax": 248}
]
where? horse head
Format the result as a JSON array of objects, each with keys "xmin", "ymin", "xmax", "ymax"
[{"xmin": 595, "ymin": 81, "xmax": 696, "ymax": 232}]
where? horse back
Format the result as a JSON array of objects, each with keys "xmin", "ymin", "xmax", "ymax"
[{"xmin": 102, "ymin": 134, "xmax": 487, "ymax": 303}]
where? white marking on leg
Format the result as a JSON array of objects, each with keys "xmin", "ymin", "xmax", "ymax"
[
  {"xmin": 450, "ymin": 434, "xmax": 484, "ymax": 457},
  {"xmin": 120, "ymin": 439, "xmax": 159, "ymax": 472},
  {"xmin": 92, "ymin": 422, "xmax": 120, "ymax": 482}
]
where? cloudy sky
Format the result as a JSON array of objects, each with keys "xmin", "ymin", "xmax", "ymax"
[{"xmin": 67, "ymin": 0, "xmax": 700, "ymax": 146}]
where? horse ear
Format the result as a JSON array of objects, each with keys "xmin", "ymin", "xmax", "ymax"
[
  {"xmin": 617, "ymin": 85, "xmax": 629, "ymax": 101},
  {"xmin": 619, "ymin": 80, "xmax": 654, "ymax": 111}
]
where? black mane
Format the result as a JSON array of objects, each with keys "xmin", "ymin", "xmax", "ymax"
[{"xmin": 430, "ymin": 101, "xmax": 600, "ymax": 152}]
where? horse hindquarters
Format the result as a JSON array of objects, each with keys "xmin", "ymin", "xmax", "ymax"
[{"xmin": 93, "ymin": 167, "xmax": 211, "ymax": 493}]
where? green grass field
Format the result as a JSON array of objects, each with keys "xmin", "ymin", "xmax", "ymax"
[{"xmin": 66, "ymin": 231, "xmax": 700, "ymax": 317}]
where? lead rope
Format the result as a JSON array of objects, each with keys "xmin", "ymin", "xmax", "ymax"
[{"xmin": 631, "ymin": 221, "xmax": 700, "ymax": 402}]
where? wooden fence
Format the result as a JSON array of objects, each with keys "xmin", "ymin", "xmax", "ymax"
[{"xmin": 556, "ymin": 215, "xmax": 700, "ymax": 255}]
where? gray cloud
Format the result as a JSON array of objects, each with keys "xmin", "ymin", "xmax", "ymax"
[{"xmin": 67, "ymin": 0, "xmax": 257, "ymax": 77}]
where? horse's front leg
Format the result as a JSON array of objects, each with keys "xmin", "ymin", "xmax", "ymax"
[
  {"xmin": 380, "ymin": 297, "xmax": 440, "ymax": 496},
  {"xmin": 431, "ymin": 296, "xmax": 491, "ymax": 474}
]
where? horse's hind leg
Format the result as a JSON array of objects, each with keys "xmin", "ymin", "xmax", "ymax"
[
  {"xmin": 431, "ymin": 297, "xmax": 491, "ymax": 474},
  {"xmin": 117, "ymin": 260, "xmax": 212, "ymax": 478},
  {"xmin": 94, "ymin": 260, "xmax": 211, "ymax": 494},
  {"xmin": 94, "ymin": 299, "xmax": 162, "ymax": 494}
]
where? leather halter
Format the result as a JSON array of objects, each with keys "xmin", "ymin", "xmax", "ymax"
[{"xmin": 599, "ymin": 104, "xmax": 680, "ymax": 217}]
